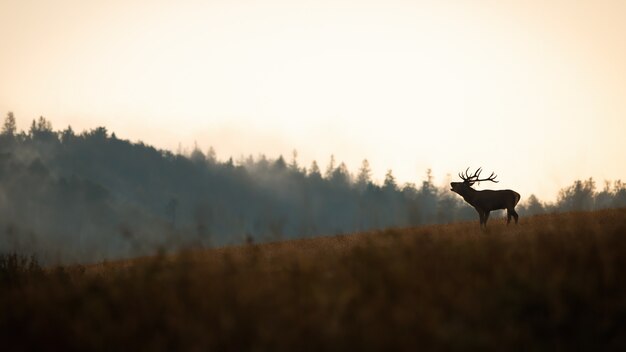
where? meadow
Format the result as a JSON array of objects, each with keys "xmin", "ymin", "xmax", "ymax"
[{"xmin": 2, "ymin": 209, "xmax": 626, "ymax": 351}]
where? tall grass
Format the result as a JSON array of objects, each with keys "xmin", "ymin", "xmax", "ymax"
[{"xmin": 1, "ymin": 209, "xmax": 626, "ymax": 351}]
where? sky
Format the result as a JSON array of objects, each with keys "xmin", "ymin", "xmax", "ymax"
[{"xmin": 0, "ymin": 0, "xmax": 625, "ymax": 201}]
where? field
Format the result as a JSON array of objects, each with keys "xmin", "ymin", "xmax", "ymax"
[{"xmin": 2, "ymin": 209, "xmax": 626, "ymax": 351}]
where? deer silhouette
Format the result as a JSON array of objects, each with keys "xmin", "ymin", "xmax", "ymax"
[{"xmin": 450, "ymin": 168, "xmax": 521, "ymax": 228}]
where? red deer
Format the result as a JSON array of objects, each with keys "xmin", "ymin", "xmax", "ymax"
[{"xmin": 450, "ymin": 168, "xmax": 521, "ymax": 228}]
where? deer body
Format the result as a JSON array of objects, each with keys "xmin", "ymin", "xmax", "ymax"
[{"xmin": 450, "ymin": 168, "xmax": 521, "ymax": 228}]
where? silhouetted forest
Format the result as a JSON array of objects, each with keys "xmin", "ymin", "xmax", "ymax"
[{"xmin": 1, "ymin": 112, "xmax": 625, "ymax": 262}]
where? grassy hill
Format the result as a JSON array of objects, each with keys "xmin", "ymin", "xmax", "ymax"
[{"xmin": 2, "ymin": 209, "xmax": 626, "ymax": 350}]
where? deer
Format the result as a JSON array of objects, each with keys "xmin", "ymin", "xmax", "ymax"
[{"xmin": 450, "ymin": 168, "xmax": 521, "ymax": 229}]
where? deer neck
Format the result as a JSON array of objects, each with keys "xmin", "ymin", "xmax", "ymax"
[{"xmin": 460, "ymin": 187, "xmax": 479, "ymax": 205}]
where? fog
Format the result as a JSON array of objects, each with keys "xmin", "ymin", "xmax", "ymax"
[{"xmin": 1, "ymin": 114, "xmax": 624, "ymax": 263}]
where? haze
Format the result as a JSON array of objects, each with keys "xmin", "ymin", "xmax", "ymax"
[{"xmin": 1, "ymin": 0, "xmax": 625, "ymax": 200}]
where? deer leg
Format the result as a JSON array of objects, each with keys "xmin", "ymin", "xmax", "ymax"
[
  {"xmin": 511, "ymin": 209, "xmax": 519, "ymax": 224},
  {"xmin": 484, "ymin": 211, "xmax": 490, "ymax": 227},
  {"xmin": 476, "ymin": 209, "xmax": 485, "ymax": 228},
  {"xmin": 506, "ymin": 210, "xmax": 512, "ymax": 225}
]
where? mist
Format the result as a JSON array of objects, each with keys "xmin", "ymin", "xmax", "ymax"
[{"xmin": 0, "ymin": 114, "xmax": 624, "ymax": 264}]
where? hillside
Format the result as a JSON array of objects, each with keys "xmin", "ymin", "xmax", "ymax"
[
  {"xmin": 0, "ymin": 117, "xmax": 478, "ymax": 263},
  {"xmin": 2, "ymin": 209, "xmax": 626, "ymax": 350},
  {"xmin": 1, "ymin": 116, "xmax": 625, "ymax": 263}
]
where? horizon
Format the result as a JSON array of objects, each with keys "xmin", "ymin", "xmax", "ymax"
[
  {"xmin": 1, "ymin": 0, "xmax": 625, "ymax": 201},
  {"xmin": 2, "ymin": 114, "xmax": 617, "ymax": 204}
]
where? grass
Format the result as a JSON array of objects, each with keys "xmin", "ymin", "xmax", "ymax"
[{"xmin": 2, "ymin": 209, "xmax": 626, "ymax": 351}]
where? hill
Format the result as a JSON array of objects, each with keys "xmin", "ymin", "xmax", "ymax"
[
  {"xmin": 1, "ymin": 115, "xmax": 625, "ymax": 263},
  {"xmin": 0, "ymin": 116, "xmax": 477, "ymax": 263},
  {"xmin": 2, "ymin": 209, "xmax": 626, "ymax": 350}
]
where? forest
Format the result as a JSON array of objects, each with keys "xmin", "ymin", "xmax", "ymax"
[{"xmin": 1, "ymin": 112, "xmax": 625, "ymax": 263}]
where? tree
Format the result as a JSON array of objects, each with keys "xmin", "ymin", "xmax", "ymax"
[
  {"xmin": 421, "ymin": 169, "xmax": 435, "ymax": 193},
  {"xmin": 88, "ymin": 126, "xmax": 108, "ymax": 140},
  {"xmin": 612, "ymin": 180, "xmax": 626, "ymax": 208},
  {"xmin": 273, "ymin": 155, "xmax": 287, "ymax": 171},
  {"xmin": 594, "ymin": 181, "xmax": 613, "ymax": 210},
  {"xmin": 60, "ymin": 126, "xmax": 75, "ymax": 144},
  {"xmin": 289, "ymin": 149, "xmax": 300, "ymax": 172},
  {"xmin": 383, "ymin": 169, "xmax": 397, "ymax": 190},
  {"xmin": 324, "ymin": 155, "xmax": 336, "ymax": 179},
  {"xmin": 2, "ymin": 111, "xmax": 16, "ymax": 136},
  {"xmin": 356, "ymin": 159, "xmax": 372, "ymax": 189},
  {"xmin": 36, "ymin": 116, "xmax": 52, "ymax": 132},
  {"xmin": 525, "ymin": 194, "xmax": 545, "ymax": 215},
  {"xmin": 29, "ymin": 119, "xmax": 36, "ymax": 136},
  {"xmin": 309, "ymin": 160, "xmax": 321, "ymax": 179},
  {"xmin": 207, "ymin": 146, "xmax": 217, "ymax": 164},
  {"xmin": 418, "ymin": 169, "xmax": 438, "ymax": 222},
  {"xmin": 331, "ymin": 162, "xmax": 351, "ymax": 185},
  {"xmin": 29, "ymin": 116, "xmax": 55, "ymax": 141},
  {"xmin": 557, "ymin": 178, "xmax": 596, "ymax": 211},
  {"xmin": 190, "ymin": 142, "xmax": 206, "ymax": 164}
]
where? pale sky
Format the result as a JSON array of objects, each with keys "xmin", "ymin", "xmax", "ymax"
[{"xmin": 1, "ymin": 0, "xmax": 625, "ymax": 201}]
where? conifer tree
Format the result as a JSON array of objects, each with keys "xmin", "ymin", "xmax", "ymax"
[
  {"xmin": 324, "ymin": 155, "xmax": 336, "ymax": 179},
  {"xmin": 289, "ymin": 149, "xmax": 300, "ymax": 171},
  {"xmin": 356, "ymin": 159, "xmax": 372, "ymax": 188},
  {"xmin": 309, "ymin": 160, "xmax": 321, "ymax": 178},
  {"xmin": 383, "ymin": 169, "xmax": 397, "ymax": 190},
  {"xmin": 1, "ymin": 111, "xmax": 16, "ymax": 136}
]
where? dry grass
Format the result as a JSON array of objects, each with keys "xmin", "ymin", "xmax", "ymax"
[{"xmin": 2, "ymin": 209, "xmax": 626, "ymax": 351}]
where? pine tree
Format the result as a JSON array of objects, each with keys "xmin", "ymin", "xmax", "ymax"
[
  {"xmin": 289, "ymin": 149, "xmax": 300, "ymax": 171},
  {"xmin": 383, "ymin": 169, "xmax": 397, "ymax": 190},
  {"xmin": 309, "ymin": 160, "xmax": 321, "ymax": 178},
  {"xmin": 190, "ymin": 141, "xmax": 206, "ymax": 164},
  {"xmin": 29, "ymin": 116, "xmax": 53, "ymax": 138},
  {"xmin": 274, "ymin": 155, "xmax": 287, "ymax": 170},
  {"xmin": 207, "ymin": 146, "xmax": 217, "ymax": 163},
  {"xmin": 420, "ymin": 169, "xmax": 436, "ymax": 195},
  {"xmin": 332, "ymin": 162, "xmax": 351, "ymax": 185},
  {"xmin": 324, "ymin": 155, "xmax": 336, "ymax": 179},
  {"xmin": 356, "ymin": 159, "xmax": 372, "ymax": 188},
  {"xmin": 36, "ymin": 116, "xmax": 52, "ymax": 132},
  {"xmin": 61, "ymin": 126, "xmax": 75, "ymax": 144},
  {"xmin": 2, "ymin": 111, "xmax": 16, "ymax": 136}
]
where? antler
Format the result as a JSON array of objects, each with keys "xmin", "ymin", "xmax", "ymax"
[
  {"xmin": 458, "ymin": 168, "xmax": 469, "ymax": 182},
  {"xmin": 475, "ymin": 171, "xmax": 498, "ymax": 183},
  {"xmin": 459, "ymin": 167, "xmax": 479, "ymax": 184},
  {"xmin": 458, "ymin": 167, "xmax": 499, "ymax": 184}
]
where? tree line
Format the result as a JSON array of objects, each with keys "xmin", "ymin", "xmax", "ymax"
[{"xmin": 0, "ymin": 112, "xmax": 624, "ymax": 262}]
